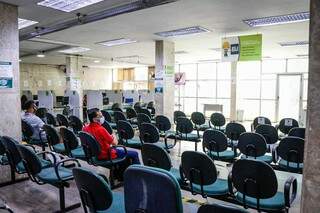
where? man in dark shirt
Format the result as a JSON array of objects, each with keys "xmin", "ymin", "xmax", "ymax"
[{"xmin": 83, "ymin": 108, "xmax": 140, "ymax": 164}]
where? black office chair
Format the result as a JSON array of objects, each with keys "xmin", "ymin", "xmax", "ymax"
[
  {"xmin": 141, "ymin": 143, "xmax": 182, "ymax": 183},
  {"xmin": 113, "ymin": 111, "xmax": 126, "ymax": 123},
  {"xmin": 101, "ymin": 110, "xmax": 116, "ymax": 129},
  {"xmin": 137, "ymin": 113, "xmax": 151, "ymax": 129},
  {"xmin": 198, "ymin": 203, "xmax": 248, "ymax": 213},
  {"xmin": 18, "ymin": 145, "xmax": 81, "ymax": 212},
  {"xmin": 176, "ymin": 117, "xmax": 201, "ymax": 151},
  {"xmin": 46, "ymin": 112, "xmax": 58, "ymax": 126},
  {"xmin": 78, "ymin": 131, "xmax": 128, "ymax": 188},
  {"xmin": 56, "ymin": 114, "xmax": 69, "ymax": 127},
  {"xmin": 174, "ymin": 110, "xmax": 186, "ymax": 124},
  {"xmin": 134, "ymin": 102, "xmax": 142, "ymax": 113},
  {"xmin": 155, "ymin": 115, "xmax": 177, "ymax": 149},
  {"xmin": 102, "ymin": 121, "xmax": 113, "ymax": 135},
  {"xmin": 255, "ymin": 124, "xmax": 279, "ymax": 152},
  {"xmin": 35, "ymin": 107, "xmax": 48, "ymax": 123},
  {"xmin": 124, "ymin": 165, "xmax": 183, "ymax": 213},
  {"xmin": 238, "ymin": 132, "xmax": 273, "ymax": 163},
  {"xmin": 191, "ymin": 112, "xmax": 210, "ymax": 137},
  {"xmin": 202, "ymin": 129, "xmax": 238, "ymax": 162},
  {"xmin": 277, "ymin": 118, "xmax": 299, "ymax": 135},
  {"xmin": 181, "ymin": 151, "xmax": 229, "ymax": 198},
  {"xmin": 288, "ymin": 127, "xmax": 305, "ymax": 139},
  {"xmin": 140, "ymin": 108, "xmax": 153, "ymax": 119},
  {"xmin": 229, "ymin": 159, "xmax": 297, "ymax": 212},
  {"xmin": 43, "ymin": 124, "xmax": 66, "ymax": 154},
  {"xmin": 117, "ymin": 120, "xmax": 142, "ymax": 149},
  {"xmin": 209, "ymin": 112, "xmax": 226, "ymax": 131},
  {"xmin": 68, "ymin": 115, "xmax": 83, "ymax": 134},
  {"xmin": 21, "ymin": 120, "xmax": 46, "ymax": 151},
  {"xmin": 225, "ymin": 122, "xmax": 246, "ymax": 146},
  {"xmin": 113, "ymin": 107, "xmax": 123, "ymax": 112},
  {"xmin": 0, "ymin": 137, "xmax": 8, "ymax": 166},
  {"xmin": 126, "ymin": 107, "xmax": 138, "ymax": 123},
  {"xmin": 147, "ymin": 105, "xmax": 156, "ymax": 117},
  {"xmin": 140, "ymin": 123, "xmax": 171, "ymax": 150},
  {"xmin": 276, "ymin": 136, "xmax": 304, "ymax": 173},
  {"xmin": 111, "ymin": 103, "xmax": 121, "ymax": 111},
  {"xmin": 251, "ymin": 116, "xmax": 271, "ymax": 131},
  {"xmin": 60, "ymin": 127, "xmax": 86, "ymax": 160},
  {"xmin": 72, "ymin": 167, "xmax": 124, "ymax": 213}
]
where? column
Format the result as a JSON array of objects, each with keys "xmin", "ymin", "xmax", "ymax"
[
  {"xmin": 154, "ymin": 40, "xmax": 175, "ymax": 121},
  {"xmin": 66, "ymin": 56, "xmax": 83, "ymax": 120},
  {"xmin": 301, "ymin": 0, "xmax": 320, "ymax": 211},
  {"xmin": 230, "ymin": 62, "xmax": 237, "ymax": 121}
]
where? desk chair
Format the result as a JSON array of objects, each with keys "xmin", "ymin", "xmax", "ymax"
[
  {"xmin": 0, "ymin": 137, "xmax": 8, "ymax": 166},
  {"xmin": 140, "ymin": 123, "xmax": 172, "ymax": 150},
  {"xmin": 198, "ymin": 203, "xmax": 248, "ymax": 213},
  {"xmin": 134, "ymin": 102, "xmax": 142, "ymax": 113},
  {"xmin": 238, "ymin": 132, "xmax": 273, "ymax": 163},
  {"xmin": 174, "ymin": 110, "xmax": 186, "ymax": 124},
  {"xmin": 255, "ymin": 124, "xmax": 279, "ymax": 152},
  {"xmin": 21, "ymin": 120, "xmax": 46, "ymax": 151},
  {"xmin": 43, "ymin": 124, "xmax": 66, "ymax": 154},
  {"xmin": 288, "ymin": 127, "xmax": 305, "ymax": 139},
  {"xmin": 56, "ymin": 114, "xmax": 69, "ymax": 127},
  {"xmin": 137, "ymin": 113, "xmax": 151, "ymax": 129},
  {"xmin": 203, "ymin": 129, "xmax": 238, "ymax": 162},
  {"xmin": 251, "ymin": 116, "xmax": 271, "ymax": 131},
  {"xmin": 155, "ymin": 115, "xmax": 177, "ymax": 149},
  {"xmin": 209, "ymin": 112, "xmax": 226, "ymax": 131},
  {"xmin": 68, "ymin": 116, "xmax": 83, "ymax": 134},
  {"xmin": 46, "ymin": 112, "xmax": 59, "ymax": 126},
  {"xmin": 147, "ymin": 105, "xmax": 156, "ymax": 117},
  {"xmin": 117, "ymin": 120, "xmax": 142, "ymax": 149},
  {"xmin": 126, "ymin": 107, "xmax": 138, "ymax": 124},
  {"xmin": 140, "ymin": 108, "xmax": 153, "ymax": 119},
  {"xmin": 73, "ymin": 167, "xmax": 124, "ymax": 213},
  {"xmin": 181, "ymin": 151, "xmax": 229, "ymax": 198},
  {"xmin": 176, "ymin": 117, "xmax": 201, "ymax": 151},
  {"xmin": 101, "ymin": 110, "xmax": 116, "ymax": 129},
  {"xmin": 225, "ymin": 122, "xmax": 246, "ymax": 147},
  {"xmin": 60, "ymin": 127, "xmax": 86, "ymax": 160},
  {"xmin": 114, "ymin": 111, "xmax": 138, "ymax": 129},
  {"xmin": 18, "ymin": 145, "xmax": 81, "ymax": 213},
  {"xmin": 124, "ymin": 165, "xmax": 183, "ymax": 213},
  {"xmin": 191, "ymin": 112, "xmax": 210, "ymax": 137},
  {"xmin": 277, "ymin": 118, "xmax": 299, "ymax": 135},
  {"xmin": 229, "ymin": 159, "xmax": 297, "ymax": 212},
  {"xmin": 36, "ymin": 107, "xmax": 48, "ymax": 123},
  {"xmin": 102, "ymin": 121, "xmax": 113, "ymax": 135}
]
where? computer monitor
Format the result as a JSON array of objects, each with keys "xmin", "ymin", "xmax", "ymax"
[
  {"xmin": 125, "ymin": 98, "xmax": 134, "ymax": 104},
  {"xmin": 103, "ymin": 97, "xmax": 109, "ymax": 105},
  {"xmin": 56, "ymin": 96, "xmax": 64, "ymax": 103},
  {"xmin": 63, "ymin": 96, "xmax": 69, "ymax": 105},
  {"xmin": 33, "ymin": 95, "xmax": 38, "ymax": 100}
]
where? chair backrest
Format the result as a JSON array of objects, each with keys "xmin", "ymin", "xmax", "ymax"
[
  {"xmin": 288, "ymin": 127, "xmax": 305, "ymax": 139},
  {"xmin": 176, "ymin": 117, "xmax": 194, "ymax": 134},
  {"xmin": 134, "ymin": 102, "xmax": 142, "ymax": 113},
  {"xmin": 60, "ymin": 127, "xmax": 79, "ymax": 154},
  {"xmin": 17, "ymin": 145, "xmax": 42, "ymax": 176},
  {"xmin": 113, "ymin": 107, "xmax": 123, "ymax": 112},
  {"xmin": 225, "ymin": 122, "xmax": 246, "ymax": 140},
  {"xmin": 278, "ymin": 118, "xmax": 299, "ymax": 134},
  {"xmin": 174, "ymin": 111, "xmax": 186, "ymax": 124},
  {"xmin": 141, "ymin": 143, "xmax": 172, "ymax": 171},
  {"xmin": 0, "ymin": 137, "xmax": 6, "ymax": 156},
  {"xmin": 35, "ymin": 108, "xmax": 48, "ymax": 120},
  {"xmin": 46, "ymin": 112, "xmax": 57, "ymax": 126},
  {"xmin": 202, "ymin": 129, "xmax": 228, "ymax": 152},
  {"xmin": 232, "ymin": 159, "xmax": 278, "ymax": 199},
  {"xmin": 69, "ymin": 115, "xmax": 83, "ymax": 133},
  {"xmin": 198, "ymin": 204, "xmax": 249, "ymax": 213},
  {"xmin": 126, "ymin": 107, "xmax": 137, "ymax": 119},
  {"xmin": 21, "ymin": 119, "xmax": 34, "ymax": 141},
  {"xmin": 1, "ymin": 136, "xmax": 22, "ymax": 167},
  {"xmin": 155, "ymin": 115, "xmax": 172, "ymax": 132},
  {"xmin": 111, "ymin": 103, "xmax": 120, "ymax": 110},
  {"xmin": 147, "ymin": 106, "xmax": 156, "ymax": 115},
  {"xmin": 102, "ymin": 121, "xmax": 113, "ymax": 135},
  {"xmin": 56, "ymin": 114, "xmax": 69, "ymax": 127},
  {"xmin": 113, "ymin": 111, "xmax": 127, "ymax": 123},
  {"xmin": 78, "ymin": 131, "xmax": 101, "ymax": 160},
  {"xmin": 137, "ymin": 113, "xmax": 151, "ymax": 128},
  {"xmin": 124, "ymin": 165, "xmax": 183, "ymax": 213},
  {"xmin": 147, "ymin": 101, "xmax": 154, "ymax": 108},
  {"xmin": 181, "ymin": 151, "xmax": 218, "ymax": 186},
  {"xmin": 210, "ymin": 113, "xmax": 226, "ymax": 127},
  {"xmin": 140, "ymin": 123, "xmax": 160, "ymax": 144},
  {"xmin": 43, "ymin": 124, "xmax": 61, "ymax": 146},
  {"xmin": 101, "ymin": 110, "xmax": 112, "ymax": 123},
  {"xmin": 255, "ymin": 124, "xmax": 278, "ymax": 145},
  {"xmin": 191, "ymin": 112, "xmax": 206, "ymax": 126},
  {"xmin": 238, "ymin": 133, "xmax": 267, "ymax": 157},
  {"xmin": 252, "ymin": 116, "xmax": 271, "ymax": 130},
  {"xmin": 277, "ymin": 136, "xmax": 304, "ymax": 164},
  {"xmin": 117, "ymin": 120, "xmax": 135, "ymax": 140},
  {"xmin": 140, "ymin": 108, "xmax": 152, "ymax": 118},
  {"xmin": 73, "ymin": 167, "xmax": 113, "ymax": 212}
]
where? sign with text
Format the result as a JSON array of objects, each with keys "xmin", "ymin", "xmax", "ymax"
[{"xmin": 0, "ymin": 61, "xmax": 13, "ymax": 89}]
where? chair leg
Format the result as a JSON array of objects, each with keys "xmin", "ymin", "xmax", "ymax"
[
  {"xmin": 195, "ymin": 142, "xmax": 198, "ymax": 151},
  {"xmin": 55, "ymin": 186, "xmax": 81, "ymax": 213}
]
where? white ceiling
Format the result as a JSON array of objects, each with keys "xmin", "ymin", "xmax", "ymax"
[{"xmin": 8, "ymin": 0, "xmax": 310, "ymax": 67}]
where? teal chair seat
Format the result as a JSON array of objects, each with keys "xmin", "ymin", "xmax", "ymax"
[
  {"xmin": 29, "ymin": 138, "xmax": 47, "ymax": 146},
  {"xmin": 92, "ymin": 157, "xmax": 126, "ymax": 167},
  {"xmin": 124, "ymin": 138, "xmax": 142, "ymax": 149},
  {"xmin": 53, "ymin": 143, "xmax": 66, "ymax": 153},
  {"xmin": 198, "ymin": 124, "xmax": 210, "ymax": 131},
  {"xmin": 110, "ymin": 123, "xmax": 117, "ymax": 129},
  {"xmin": 278, "ymin": 159, "xmax": 303, "ymax": 169},
  {"xmin": 0, "ymin": 155, "xmax": 8, "ymax": 165},
  {"xmin": 192, "ymin": 179, "xmax": 229, "ymax": 196},
  {"xmin": 71, "ymin": 147, "xmax": 86, "ymax": 159},
  {"xmin": 177, "ymin": 133, "xmax": 200, "ymax": 142},
  {"xmin": 169, "ymin": 167, "xmax": 182, "ymax": 183},
  {"xmin": 16, "ymin": 158, "xmax": 52, "ymax": 173},
  {"xmin": 241, "ymin": 154, "xmax": 273, "ymax": 163},
  {"xmin": 37, "ymin": 166, "xmax": 73, "ymax": 184},
  {"xmin": 208, "ymin": 150, "xmax": 236, "ymax": 160},
  {"xmin": 97, "ymin": 192, "xmax": 125, "ymax": 213},
  {"xmin": 236, "ymin": 192, "xmax": 285, "ymax": 211}
]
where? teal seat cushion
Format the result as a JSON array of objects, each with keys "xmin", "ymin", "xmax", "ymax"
[
  {"xmin": 124, "ymin": 138, "xmax": 142, "ymax": 149},
  {"xmin": 110, "ymin": 123, "xmax": 117, "ymax": 129},
  {"xmin": 37, "ymin": 166, "xmax": 73, "ymax": 183},
  {"xmin": 278, "ymin": 159, "xmax": 303, "ymax": 169},
  {"xmin": 236, "ymin": 192, "xmax": 285, "ymax": 211},
  {"xmin": 53, "ymin": 143, "xmax": 66, "ymax": 153},
  {"xmin": 97, "ymin": 192, "xmax": 125, "ymax": 213},
  {"xmin": 192, "ymin": 179, "xmax": 229, "ymax": 196},
  {"xmin": 170, "ymin": 167, "xmax": 182, "ymax": 183},
  {"xmin": 241, "ymin": 154, "xmax": 273, "ymax": 163},
  {"xmin": 71, "ymin": 147, "xmax": 86, "ymax": 159},
  {"xmin": 208, "ymin": 150, "xmax": 236, "ymax": 160},
  {"xmin": 0, "ymin": 155, "xmax": 8, "ymax": 165},
  {"xmin": 29, "ymin": 138, "xmax": 47, "ymax": 145},
  {"xmin": 177, "ymin": 133, "xmax": 200, "ymax": 142},
  {"xmin": 198, "ymin": 124, "xmax": 210, "ymax": 131},
  {"xmin": 92, "ymin": 157, "xmax": 125, "ymax": 168},
  {"xmin": 16, "ymin": 158, "xmax": 52, "ymax": 173}
]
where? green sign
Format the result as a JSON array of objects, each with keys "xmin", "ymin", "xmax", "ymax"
[
  {"xmin": 0, "ymin": 78, "xmax": 13, "ymax": 88},
  {"xmin": 165, "ymin": 65, "xmax": 174, "ymax": 75},
  {"xmin": 239, "ymin": 34, "xmax": 262, "ymax": 61}
]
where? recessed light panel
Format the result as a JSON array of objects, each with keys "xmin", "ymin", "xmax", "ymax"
[
  {"xmin": 97, "ymin": 38, "xmax": 137, "ymax": 47},
  {"xmin": 18, "ymin": 18, "xmax": 38, "ymax": 30},
  {"xmin": 37, "ymin": 0, "xmax": 104, "ymax": 12},
  {"xmin": 244, "ymin": 12, "xmax": 309, "ymax": 27},
  {"xmin": 58, "ymin": 47, "xmax": 91, "ymax": 54},
  {"xmin": 155, "ymin": 26, "xmax": 210, "ymax": 37},
  {"xmin": 278, "ymin": 41, "xmax": 309, "ymax": 47}
]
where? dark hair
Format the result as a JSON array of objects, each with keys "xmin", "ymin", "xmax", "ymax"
[
  {"xmin": 21, "ymin": 95, "xmax": 28, "ymax": 109},
  {"xmin": 87, "ymin": 108, "xmax": 99, "ymax": 123},
  {"xmin": 23, "ymin": 100, "xmax": 35, "ymax": 111}
]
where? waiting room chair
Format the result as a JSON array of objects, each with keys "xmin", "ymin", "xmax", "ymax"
[
  {"xmin": 277, "ymin": 118, "xmax": 299, "ymax": 135},
  {"xmin": 60, "ymin": 127, "xmax": 86, "ymax": 160},
  {"xmin": 255, "ymin": 124, "xmax": 279, "ymax": 152},
  {"xmin": 68, "ymin": 115, "xmax": 83, "ymax": 134},
  {"xmin": 43, "ymin": 124, "xmax": 66, "ymax": 154},
  {"xmin": 124, "ymin": 165, "xmax": 183, "ymax": 213},
  {"xmin": 134, "ymin": 102, "xmax": 142, "ymax": 113},
  {"xmin": 202, "ymin": 129, "xmax": 238, "ymax": 162},
  {"xmin": 139, "ymin": 123, "xmax": 172, "ymax": 150},
  {"xmin": 126, "ymin": 107, "xmax": 138, "ymax": 124},
  {"xmin": 209, "ymin": 112, "xmax": 226, "ymax": 131},
  {"xmin": 155, "ymin": 115, "xmax": 177, "ymax": 149},
  {"xmin": 228, "ymin": 159, "xmax": 297, "ymax": 212},
  {"xmin": 102, "ymin": 121, "xmax": 113, "ymax": 135},
  {"xmin": 46, "ymin": 112, "xmax": 59, "ymax": 126},
  {"xmin": 137, "ymin": 113, "xmax": 152, "ymax": 129},
  {"xmin": 181, "ymin": 151, "xmax": 229, "ymax": 198},
  {"xmin": 113, "ymin": 107, "xmax": 123, "ymax": 112},
  {"xmin": 111, "ymin": 103, "xmax": 121, "ymax": 111},
  {"xmin": 197, "ymin": 203, "xmax": 249, "ymax": 213},
  {"xmin": 140, "ymin": 108, "xmax": 153, "ymax": 119},
  {"xmin": 56, "ymin": 114, "xmax": 69, "ymax": 127},
  {"xmin": 174, "ymin": 110, "xmax": 186, "ymax": 124},
  {"xmin": 18, "ymin": 145, "xmax": 81, "ymax": 212},
  {"xmin": 191, "ymin": 112, "xmax": 210, "ymax": 137},
  {"xmin": 73, "ymin": 167, "xmax": 125, "ymax": 213},
  {"xmin": 225, "ymin": 122, "xmax": 246, "ymax": 147},
  {"xmin": 35, "ymin": 107, "xmax": 48, "ymax": 123},
  {"xmin": 251, "ymin": 116, "xmax": 271, "ymax": 131},
  {"xmin": 147, "ymin": 105, "xmax": 156, "ymax": 117},
  {"xmin": 0, "ymin": 137, "xmax": 8, "ymax": 166},
  {"xmin": 288, "ymin": 127, "xmax": 305, "ymax": 139},
  {"xmin": 117, "ymin": 120, "xmax": 142, "ymax": 149},
  {"xmin": 176, "ymin": 117, "xmax": 201, "ymax": 151},
  {"xmin": 21, "ymin": 120, "xmax": 46, "ymax": 151},
  {"xmin": 113, "ymin": 111, "xmax": 127, "ymax": 123},
  {"xmin": 101, "ymin": 110, "xmax": 117, "ymax": 129}
]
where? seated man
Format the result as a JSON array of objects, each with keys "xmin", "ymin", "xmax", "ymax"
[
  {"xmin": 83, "ymin": 108, "xmax": 140, "ymax": 164},
  {"xmin": 22, "ymin": 100, "xmax": 45, "ymax": 140}
]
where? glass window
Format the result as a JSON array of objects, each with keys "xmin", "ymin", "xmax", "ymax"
[
  {"xmin": 217, "ymin": 99, "xmax": 230, "ymax": 118},
  {"xmin": 238, "ymin": 99, "xmax": 260, "ymax": 120},
  {"xmin": 182, "ymin": 81, "xmax": 197, "ymax": 97},
  {"xmin": 260, "ymin": 100, "xmax": 276, "ymax": 122},
  {"xmin": 287, "ymin": 58, "xmax": 309, "ymax": 73},
  {"xmin": 182, "ymin": 98, "xmax": 197, "ymax": 115},
  {"xmin": 217, "ymin": 62, "xmax": 231, "ymax": 79},
  {"xmin": 217, "ymin": 80, "xmax": 231, "ymax": 98},
  {"xmin": 237, "ymin": 80, "xmax": 261, "ymax": 99},
  {"xmin": 261, "ymin": 74, "xmax": 277, "ymax": 80},
  {"xmin": 303, "ymin": 79, "xmax": 308, "ymax": 100},
  {"xmin": 198, "ymin": 98, "xmax": 215, "ymax": 115},
  {"xmin": 174, "ymin": 85, "xmax": 180, "ymax": 97},
  {"xmin": 134, "ymin": 66, "xmax": 148, "ymax": 81},
  {"xmin": 237, "ymin": 61, "xmax": 261, "ymax": 80},
  {"xmin": 198, "ymin": 63, "xmax": 216, "ymax": 80},
  {"xmin": 198, "ymin": 81, "xmax": 216, "ymax": 98},
  {"xmin": 261, "ymin": 80, "xmax": 276, "ymax": 99},
  {"xmin": 262, "ymin": 60, "xmax": 286, "ymax": 74},
  {"xmin": 180, "ymin": 64, "xmax": 197, "ymax": 80}
]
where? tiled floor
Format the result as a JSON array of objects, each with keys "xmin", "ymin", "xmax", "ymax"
[{"xmin": 0, "ymin": 136, "xmax": 302, "ymax": 213}]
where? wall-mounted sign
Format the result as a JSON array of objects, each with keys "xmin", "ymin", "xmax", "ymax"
[
  {"xmin": 221, "ymin": 34, "xmax": 262, "ymax": 62},
  {"xmin": 0, "ymin": 61, "xmax": 13, "ymax": 89},
  {"xmin": 175, "ymin": 72, "xmax": 186, "ymax": 85},
  {"xmin": 165, "ymin": 65, "xmax": 174, "ymax": 75}
]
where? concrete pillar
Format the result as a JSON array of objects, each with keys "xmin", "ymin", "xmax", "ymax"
[
  {"xmin": 301, "ymin": 0, "xmax": 320, "ymax": 211},
  {"xmin": 154, "ymin": 40, "xmax": 175, "ymax": 121},
  {"xmin": 230, "ymin": 62, "xmax": 237, "ymax": 121},
  {"xmin": 0, "ymin": 3, "xmax": 21, "ymax": 141},
  {"xmin": 66, "ymin": 56, "xmax": 83, "ymax": 120}
]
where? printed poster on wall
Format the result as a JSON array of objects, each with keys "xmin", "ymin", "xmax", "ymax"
[
  {"xmin": 221, "ymin": 34, "xmax": 262, "ymax": 62},
  {"xmin": 0, "ymin": 61, "xmax": 13, "ymax": 89}
]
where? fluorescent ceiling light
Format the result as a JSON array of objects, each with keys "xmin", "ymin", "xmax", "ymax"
[
  {"xmin": 37, "ymin": 53, "xmax": 45, "ymax": 58},
  {"xmin": 155, "ymin": 26, "xmax": 210, "ymax": 37},
  {"xmin": 296, "ymin": 54, "xmax": 309, "ymax": 57},
  {"xmin": 209, "ymin": 48, "xmax": 221, "ymax": 52},
  {"xmin": 18, "ymin": 18, "xmax": 38, "ymax": 30},
  {"xmin": 174, "ymin": 51, "xmax": 188, "ymax": 55},
  {"xmin": 58, "ymin": 47, "xmax": 91, "ymax": 54},
  {"xmin": 244, "ymin": 12, "xmax": 309, "ymax": 27},
  {"xmin": 37, "ymin": 0, "xmax": 104, "ymax": 12},
  {"xmin": 97, "ymin": 38, "xmax": 137, "ymax": 47},
  {"xmin": 278, "ymin": 41, "xmax": 309, "ymax": 47},
  {"xmin": 94, "ymin": 60, "xmax": 100, "ymax": 63}
]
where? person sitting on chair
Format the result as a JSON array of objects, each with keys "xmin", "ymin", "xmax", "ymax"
[{"xmin": 83, "ymin": 108, "xmax": 140, "ymax": 164}]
